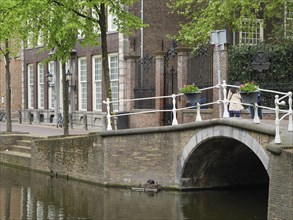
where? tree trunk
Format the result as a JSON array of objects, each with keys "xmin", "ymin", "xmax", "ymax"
[
  {"xmin": 99, "ymin": 3, "xmax": 115, "ymax": 129},
  {"xmin": 62, "ymin": 62, "xmax": 69, "ymax": 135},
  {"xmin": 4, "ymin": 39, "xmax": 12, "ymax": 132}
]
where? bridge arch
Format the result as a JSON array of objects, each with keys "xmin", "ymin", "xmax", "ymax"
[{"xmin": 176, "ymin": 125, "xmax": 270, "ymax": 189}]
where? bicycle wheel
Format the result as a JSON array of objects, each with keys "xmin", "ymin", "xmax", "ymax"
[{"xmin": 1, "ymin": 114, "xmax": 7, "ymax": 122}]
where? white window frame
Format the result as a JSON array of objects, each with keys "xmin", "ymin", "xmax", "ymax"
[
  {"xmin": 37, "ymin": 63, "xmax": 44, "ymax": 109},
  {"xmin": 48, "ymin": 61, "xmax": 55, "ymax": 110},
  {"xmin": 92, "ymin": 56, "xmax": 103, "ymax": 111},
  {"xmin": 107, "ymin": 8, "xmax": 118, "ymax": 32},
  {"xmin": 28, "ymin": 64, "xmax": 34, "ymax": 109},
  {"xmin": 77, "ymin": 29, "xmax": 84, "ymax": 39},
  {"xmin": 27, "ymin": 33, "xmax": 34, "ymax": 49},
  {"xmin": 109, "ymin": 54, "xmax": 119, "ymax": 111},
  {"xmin": 78, "ymin": 57, "xmax": 87, "ymax": 111},
  {"xmin": 36, "ymin": 31, "xmax": 44, "ymax": 47},
  {"xmin": 239, "ymin": 19, "xmax": 264, "ymax": 45}
]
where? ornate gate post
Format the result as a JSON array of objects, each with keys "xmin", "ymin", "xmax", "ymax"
[
  {"xmin": 212, "ymin": 45, "xmax": 228, "ymax": 118},
  {"xmin": 125, "ymin": 55, "xmax": 140, "ymax": 112},
  {"xmin": 155, "ymin": 51, "xmax": 166, "ymax": 125},
  {"xmin": 177, "ymin": 47, "xmax": 192, "ymax": 123}
]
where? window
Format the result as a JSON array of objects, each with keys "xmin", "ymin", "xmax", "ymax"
[
  {"xmin": 28, "ymin": 64, "xmax": 34, "ymax": 109},
  {"xmin": 239, "ymin": 19, "xmax": 263, "ymax": 45},
  {"xmin": 92, "ymin": 9, "xmax": 100, "ymax": 34},
  {"xmin": 48, "ymin": 61, "xmax": 56, "ymax": 110},
  {"xmin": 285, "ymin": 0, "xmax": 293, "ymax": 37},
  {"xmin": 27, "ymin": 33, "xmax": 34, "ymax": 49},
  {"xmin": 109, "ymin": 54, "xmax": 119, "ymax": 111},
  {"xmin": 92, "ymin": 56, "xmax": 102, "ymax": 111},
  {"xmin": 37, "ymin": 63, "xmax": 44, "ymax": 109},
  {"xmin": 77, "ymin": 29, "xmax": 84, "ymax": 39},
  {"xmin": 78, "ymin": 58, "xmax": 87, "ymax": 110},
  {"xmin": 107, "ymin": 8, "xmax": 118, "ymax": 32}
]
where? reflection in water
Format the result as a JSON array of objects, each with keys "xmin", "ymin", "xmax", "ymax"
[{"xmin": 0, "ymin": 165, "xmax": 268, "ymax": 220}]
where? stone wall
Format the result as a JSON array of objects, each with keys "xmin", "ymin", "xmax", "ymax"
[
  {"xmin": 31, "ymin": 134, "xmax": 104, "ymax": 184},
  {"xmin": 267, "ymin": 149, "xmax": 293, "ymax": 220},
  {"xmin": 0, "ymin": 134, "xmax": 29, "ymax": 150},
  {"xmin": 31, "ymin": 119, "xmax": 277, "ymax": 189},
  {"xmin": 29, "ymin": 120, "xmax": 292, "ymax": 219}
]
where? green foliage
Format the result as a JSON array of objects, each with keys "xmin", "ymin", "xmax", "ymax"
[
  {"xmin": 228, "ymin": 42, "xmax": 293, "ymax": 107},
  {"xmin": 168, "ymin": 0, "xmax": 285, "ymax": 48},
  {"xmin": 0, "ymin": 0, "xmax": 27, "ymax": 56},
  {"xmin": 179, "ymin": 84, "xmax": 200, "ymax": 94},
  {"xmin": 23, "ymin": 0, "xmax": 144, "ymax": 62},
  {"xmin": 228, "ymin": 42, "xmax": 293, "ymax": 87},
  {"xmin": 239, "ymin": 82, "xmax": 259, "ymax": 93}
]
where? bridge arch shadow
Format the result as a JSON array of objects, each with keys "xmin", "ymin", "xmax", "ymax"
[{"xmin": 177, "ymin": 126, "xmax": 270, "ymax": 190}]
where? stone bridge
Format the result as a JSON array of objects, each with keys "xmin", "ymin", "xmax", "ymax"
[{"xmin": 26, "ymin": 118, "xmax": 293, "ymax": 219}]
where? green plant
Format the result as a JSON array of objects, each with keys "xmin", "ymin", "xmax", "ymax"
[
  {"xmin": 179, "ymin": 84, "xmax": 200, "ymax": 94},
  {"xmin": 239, "ymin": 82, "xmax": 259, "ymax": 93}
]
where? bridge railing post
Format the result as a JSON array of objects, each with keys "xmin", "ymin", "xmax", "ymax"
[
  {"xmin": 222, "ymin": 80, "xmax": 229, "ymax": 118},
  {"xmin": 274, "ymin": 95, "xmax": 286, "ymax": 144},
  {"xmin": 288, "ymin": 91, "xmax": 292, "ymax": 131},
  {"xmin": 253, "ymin": 103, "xmax": 260, "ymax": 124},
  {"xmin": 196, "ymin": 103, "xmax": 202, "ymax": 121},
  {"xmin": 172, "ymin": 94, "xmax": 178, "ymax": 125},
  {"xmin": 104, "ymin": 98, "xmax": 112, "ymax": 131}
]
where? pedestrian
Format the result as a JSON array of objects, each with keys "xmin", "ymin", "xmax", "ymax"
[{"xmin": 227, "ymin": 82, "xmax": 243, "ymax": 117}]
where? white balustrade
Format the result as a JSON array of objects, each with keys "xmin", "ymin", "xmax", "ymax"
[{"xmin": 103, "ymin": 80, "xmax": 293, "ymax": 144}]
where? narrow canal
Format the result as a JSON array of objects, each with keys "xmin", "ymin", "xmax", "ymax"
[{"xmin": 0, "ymin": 165, "xmax": 268, "ymax": 220}]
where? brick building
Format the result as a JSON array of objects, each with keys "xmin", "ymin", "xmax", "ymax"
[
  {"xmin": 0, "ymin": 56, "xmax": 22, "ymax": 112},
  {"xmin": 10, "ymin": 1, "xmax": 293, "ymax": 128},
  {"xmin": 20, "ymin": 0, "xmax": 184, "ymax": 128}
]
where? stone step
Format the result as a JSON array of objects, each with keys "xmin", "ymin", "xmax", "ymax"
[
  {"xmin": 0, "ymin": 151, "xmax": 31, "ymax": 168},
  {"xmin": 9, "ymin": 145, "xmax": 31, "ymax": 154},
  {"xmin": 16, "ymin": 139, "xmax": 33, "ymax": 147}
]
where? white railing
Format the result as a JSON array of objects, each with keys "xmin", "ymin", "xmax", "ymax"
[{"xmin": 103, "ymin": 80, "xmax": 292, "ymax": 144}]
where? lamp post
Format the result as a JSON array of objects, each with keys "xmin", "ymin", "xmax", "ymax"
[
  {"xmin": 66, "ymin": 69, "xmax": 74, "ymax": 127},
  {"xmin": 45, "ymin": 72, "xmax": 53, "ymax": 86},
  {"xmin": 45, "ymin": 71, "xmax": 57, "ymax": 123}
]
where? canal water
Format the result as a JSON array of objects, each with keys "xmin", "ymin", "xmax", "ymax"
[{"xmin": 0, "ymin": 165, "xmax": 268, "ymax": 220}]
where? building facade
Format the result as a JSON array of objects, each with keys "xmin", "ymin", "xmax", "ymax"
[
  {"xmin": 20, "ymin": 0, "xmax": 183, "ymax": 129},
  {"xmin": 10, "ymin": 0, "xmax": 293, "ymax": 129}
]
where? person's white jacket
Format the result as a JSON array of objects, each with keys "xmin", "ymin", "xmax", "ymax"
[{"xmin": 227, "ymin": 90, "xmax": 244, "ymax": 111}]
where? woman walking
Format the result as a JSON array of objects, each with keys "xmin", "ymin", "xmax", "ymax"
[{"xmin": 227, "ymin": 83, "xmax": 243, "ymax": 117}]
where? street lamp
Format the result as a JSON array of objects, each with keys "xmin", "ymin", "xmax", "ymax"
[
  {"xmin": 66, "ymin": 69, "xmax": 75, "ymax": 89},
  {"xmin": 45, "ymin": 72, "xmax": 54, "ymax": 87},
  {"xmin": 66, "ymin": 69, "xmax": 72, "ymax": 82}
]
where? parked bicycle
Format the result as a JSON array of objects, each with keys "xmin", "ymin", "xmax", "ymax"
[
  {"xmin": 0, "ymin": 111, "xmax": 7, "ymax": 122},
  {"xmin": 57, "ymin": 109, "xmax": 64, "ymax": 128}
]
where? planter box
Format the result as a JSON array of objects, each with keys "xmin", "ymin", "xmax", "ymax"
[
  {"xmin": 184, "ymin": 92, "xmax": 201, "ymax": 106},
  {"xmin": 240, "ymin": 91, "xmax": 260, "ymax": 103}
]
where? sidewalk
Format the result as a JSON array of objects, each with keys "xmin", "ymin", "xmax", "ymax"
[{"xmin": 0, "ymin": 122, "xmax": 96, "ymax": 137}]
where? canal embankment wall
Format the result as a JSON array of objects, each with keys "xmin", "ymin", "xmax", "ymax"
[{"xmin": 2, "ymin": 120, "xmax": 292, "ymax": 220}]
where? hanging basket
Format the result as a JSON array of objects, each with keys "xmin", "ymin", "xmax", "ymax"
[
  {"xmin": 184, "ymin": 92, "xmax": 201, "ymax": 106},
  {"xmin": 240, "ymin": 91, "xmax": 260, "ymax": 103}
]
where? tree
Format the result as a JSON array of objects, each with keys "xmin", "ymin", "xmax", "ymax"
[
  {"xmin": 168, "ymin": 0, "xmax": 286, "ymax": 47},
  {"xmin": 0, "ymin": 0, "xmax": 27, "ymax": 132},
  {"xmin": 26, "ymin": 0, "xmax": 143, "ymax": 133}
]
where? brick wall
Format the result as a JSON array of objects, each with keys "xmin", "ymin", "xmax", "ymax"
[
  {"xmin": 267, "ymin": 150, "xmax": 293, "ymax": 220},
  {"xmin": 0, "ymin": 58, "xmax": 22, "ymax": 110},
  {"xmin": 31, "ymin": 135, "xmax": 104, "ymax": 184}
]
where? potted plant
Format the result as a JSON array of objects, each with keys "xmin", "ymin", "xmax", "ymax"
[
  {"xmin": 179, "ymin": 84, "xmax": 201, "ymax": 106},
  {"xmin": 239, "ymin": 82, "xmax": 260, "ymax": 103}
]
